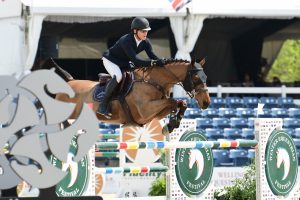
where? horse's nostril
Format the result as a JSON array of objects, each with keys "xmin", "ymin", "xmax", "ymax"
[{"xmin": 203, "ymin": 101, "xmax": 209, "ymax": 109}]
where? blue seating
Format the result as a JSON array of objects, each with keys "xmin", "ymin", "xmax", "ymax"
[
  {"xmin": 184, "ymin": 108, "xmax": 202, "ymax": 118},
  {"xmin": 282, "ymin": 128, "xmax": 295, "ymax": 137},
  {"xmin": 223, "ymin": 128, "xmax": 242, "ymax": 139},
  {"xmin": 225, "ymin": 97, "xmax": 244, "ymax": 108},
  {"xmin": 293, "ymin": 139, "xmax": 300, "ymax": 150},
  {"xmin": 229, "ymin": 149, "xmax": 249, "ymax": 166},
  {"xmin": 288, "ymin": 108, "xmax": 300, "ymax": 118},
  {"xmin": 294, "ymin": 128, "xmax": 300, "ymax": 138},
  {"xmin": 260, "ymin": 97, "xmax": 277, "ymax": 108},
  {"xmin": 212, "ymin": 117, "xmax": 231, "ymax": 128},
  {"xmin": 236, "ymin": 108, "xmax": 254, "ymax": 118},
  {"xmin": 283, "ymin": 118, "xmax": 300, "ymax": 128},
  {"xmin": 98, "ymin": 122, "xmax": 107, "ymax": 128},
  {"xmin": 201, "ymin": 108, "xmax": 219, "ymax": 118},
  {"xmin": 271, "ymin": 108, "xmax": 289, "ymax": 118},
  {"xmin": 196, "ymin": 118, "xmax": 213, "ymax": 129},
  {"xmin": 230, "ymin": 117, "xmax": 248, "ymax": 128},
  {"xmin": 241, "ymin": 128, "xmax": 254, "ymax": 139},
  {"xmin": 186, "ymin": 98, "xmax": 197, "ymax": 108},
  {"xmin": 247, "ymin": 149, "xmax": 255, "ymax": 163},
  {"xmin": 277, "ymin": 97, "xmax": 295, "ymax": 108},
  {"xmin": 248, "ymin": 117, "xmax": 255, "ymax": 128},
  {"xmin": 210, "ymin": 97, "xmax": 226, "ymax": 108},
  {"xmin": 105, "ymin": 123, "xmax": 120, "ymax": 130},
  {"xmin": 243, "ymin": 97, "xmax": 259, "ymax": 108},
  {"xmin": 205, "ymin": 128, "xmax": 224, "ymax": 140},
  {"xmin": 218, "ymin": 108, "xmax": 236, "ymax": 118},
  {"xmin": 254, "ymin": 108, "xmax": 272, "ymax": 118},
  {"xmin": 212, "ymin": 149, "xmax": 233, "ymax": 166},
  {"xmin": 98, "ymin": 128, "xmax": 115, "ymax": 134},
  {"xmin": 115, "ymin": 128, "xmax": 120, "ymax": 135},
  {"xmin": 297, "ymin": 149, "xmax": 300, "ymax": 164}
]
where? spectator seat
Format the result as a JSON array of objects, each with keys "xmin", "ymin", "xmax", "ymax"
[{"xmin": 212, "ymin": 117, "xmax": 231, "ymax": 128}]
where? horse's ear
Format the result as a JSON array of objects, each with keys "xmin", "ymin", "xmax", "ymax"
[
  {"xmin": 191, "ymin": 58, "xmax": 195, "ymax": 65},
  {"xmin": 199, "ymin": 56, "xmax": 207, "ymax": 67}
]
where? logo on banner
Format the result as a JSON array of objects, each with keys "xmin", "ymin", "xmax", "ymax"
[
  {"xmin": 265, "ymin": 130, "xmax": 298, "ymax": 196},
  {"xmin": 175, "ymin": 130, "xmax": 213, "ymax": 196},
  {"xmin": 51, "ymin": 136, "xmax": 89, "ymax": 197},
  {"xmin": 122, "ymin": 119, "xmax": 164, "ymax": 164}
]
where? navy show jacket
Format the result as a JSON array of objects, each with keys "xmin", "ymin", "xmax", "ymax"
[{"xmin": 102, "ymin": 33, "xmax": 159, "ymax": 68}]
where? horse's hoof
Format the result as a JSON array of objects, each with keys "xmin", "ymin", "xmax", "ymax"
[{"xmin": 162, "ymin": 125, "xmax": 169, "ymax": 136}]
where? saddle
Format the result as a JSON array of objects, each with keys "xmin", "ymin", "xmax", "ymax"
[
  {"xmin": 93, "ymin": 71, "xmax": 142, "ymax": 125},
  {"xmin": 93, "ymin": 72, "xmax": 134, "ymax": 102}
]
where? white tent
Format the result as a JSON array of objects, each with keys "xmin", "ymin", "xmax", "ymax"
[
  {"xmin": 1, "ymin": 0, "xmax": 300, "ymax": 75},
  {"xmin": 0, "ymin": 0, "xmax": 24, "ymax": 75},
  {"xmin": 191, "ymin": 0, "xmax": 300, "ymax": 18}
]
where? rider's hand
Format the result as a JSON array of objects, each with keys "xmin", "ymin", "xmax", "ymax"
[{"xmin": 151, "ymin": 59, "xmax": 166, "ymax": 67}]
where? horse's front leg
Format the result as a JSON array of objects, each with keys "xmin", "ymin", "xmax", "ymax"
[
  {"xmin": 163, "ymin": 100, "xmax": 187, "ymax": 135},
  {"xmin": 176, "ymin": 100, "xmax": 188, "ymax": 127}
]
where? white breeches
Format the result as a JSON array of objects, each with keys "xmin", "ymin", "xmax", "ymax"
[{"xmin": 102, "ymin": 57, "xmax": 122, "ymax": 83}]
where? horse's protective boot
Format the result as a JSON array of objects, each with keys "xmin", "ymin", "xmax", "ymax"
[{"xmin": 98, "ymin": 75, "xmax": 118, "ymax": 118}]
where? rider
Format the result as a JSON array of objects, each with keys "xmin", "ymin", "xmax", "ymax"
[{"xmin": 99, "ymin": 17, "xmax": 166, "ymax": 118}]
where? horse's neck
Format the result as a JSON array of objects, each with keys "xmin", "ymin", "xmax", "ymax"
[{"xmin": 134, "ymin": 62, "xmax": 189, "ymax": 91}]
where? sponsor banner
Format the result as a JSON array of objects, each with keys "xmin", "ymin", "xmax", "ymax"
[{"xmin": 212, "ymin": 167, "xmax": 246, "ymax": 188}]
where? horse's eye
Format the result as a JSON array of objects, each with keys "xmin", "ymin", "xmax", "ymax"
[{"xmin": 193, "ymin": 74, "xmax": 199, "ymax": 81}]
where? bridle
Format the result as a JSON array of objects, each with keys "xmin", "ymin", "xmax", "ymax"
[{"xmin": 182, "ymin": 62, "xmax": 208, "ymax": 98}]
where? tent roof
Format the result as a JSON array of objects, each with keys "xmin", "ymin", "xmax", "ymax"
[
  {"xmin": 0, "ymin": 0, "xmax": 22, "ymax": 18},
  {"xmin": 21, "ymin": 0, "xmax": 186, "ymax": 17},
  {"xmin": 21, "ymin": 0, "xmax": 300, "ymax": 19},
  {"xmin": 191, "ymin": 0, "xmax": 300, "ymax": 18}
]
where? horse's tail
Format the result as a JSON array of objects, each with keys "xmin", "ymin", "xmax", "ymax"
[{"xmin": 50, "ymin": 58, "xmax": 74, "ymax": 82}]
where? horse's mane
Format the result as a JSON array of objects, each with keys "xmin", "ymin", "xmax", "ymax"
[
  {"xmin": 135, "ymin": 58, "xmax": 190, "ymax": 72},
  {"xmin": 162, "ymin": 58, "xmax": 190, "ymax": 65}
]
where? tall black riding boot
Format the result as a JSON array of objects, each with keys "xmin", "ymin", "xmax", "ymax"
[{"xmin": 98, "ymin": 75, "xmax": 118, "ymax": 118}]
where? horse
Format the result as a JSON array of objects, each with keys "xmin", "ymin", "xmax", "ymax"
[{"xmin": 52, "ymin": 58, "xmax": 210, "ymax": 135}]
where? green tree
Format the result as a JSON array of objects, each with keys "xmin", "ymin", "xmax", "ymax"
[{"xmin": 266, "ymin": 39, "xmax": 300, "ymax": 83}]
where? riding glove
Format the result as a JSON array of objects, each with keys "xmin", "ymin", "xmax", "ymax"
[{"xmin": 151, "ymin": 59, "xmax": 166, "ymax": 67}]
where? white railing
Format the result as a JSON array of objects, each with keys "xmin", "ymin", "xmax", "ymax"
[
  {"xmin": 209, "ymin": 85, "xmax": 300, "ymax": 98},
  {"xmin": 173, "ymin": 85, "xmax": 300, "ymax": 98}
]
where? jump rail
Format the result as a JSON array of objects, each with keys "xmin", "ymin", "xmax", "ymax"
[
  {"xmin": 95, "ymin": 140, "xmax": 258, "ymax": 150},
  {"xmin": 95, "ymin": 166, "xmax": 168, "ymax": 174}
]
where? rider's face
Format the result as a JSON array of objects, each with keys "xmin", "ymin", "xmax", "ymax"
[{"xmin": 136, "ymin": 30, "xmax": 148, "ymax": 40}]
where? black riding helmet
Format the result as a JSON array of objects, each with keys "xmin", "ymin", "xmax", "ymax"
[{"xmin": 131, "ymin": 17, "xmax": 151, "ymax": 31}]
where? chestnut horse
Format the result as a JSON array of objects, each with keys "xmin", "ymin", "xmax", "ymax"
[{"xmin": 53, "ymin": 58, "xmax": 210, "ymax": 135}]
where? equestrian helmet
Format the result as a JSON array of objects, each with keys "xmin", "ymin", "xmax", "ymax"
[{"xmin": 131, "ymin": 17, "xmax": 151, "ymax": 31}]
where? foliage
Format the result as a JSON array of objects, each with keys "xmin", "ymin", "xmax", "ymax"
[
  {"xmin": 214, "ymin": 162, "xmax": 256, "ymax": 200},
  {"xmin": 148, "ymin": 176, "xmax": 166, "ymax": 196},
  {"xmin": 149, "ymin": 149, "xmax": 167, "ymax": 196},
  {"xmin": 266, "ymin": 39, "xmax": 300, "ymax": 82}
]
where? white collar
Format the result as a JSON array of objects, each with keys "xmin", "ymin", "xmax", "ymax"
[{"xmin": 134, "ymin": 35, "xmax": 142, "ymax": 47}]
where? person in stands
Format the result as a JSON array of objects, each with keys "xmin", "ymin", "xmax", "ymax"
[{"xmin": 99, "ymin": 17, "xmax": 165, "ymax": 118}]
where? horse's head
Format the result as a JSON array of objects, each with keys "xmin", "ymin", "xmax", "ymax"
[{"xmin": 183, "ymin": 58, "xmax": 210, "ymax": 109}]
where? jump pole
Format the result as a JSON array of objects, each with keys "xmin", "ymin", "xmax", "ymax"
[
  {"xmin": 95, "ymin": 166, "xmax": 168, "ymax": 174},
  {"xmin": 95, "ymin": 140, "xmax": 258, "ymax": 150}
]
